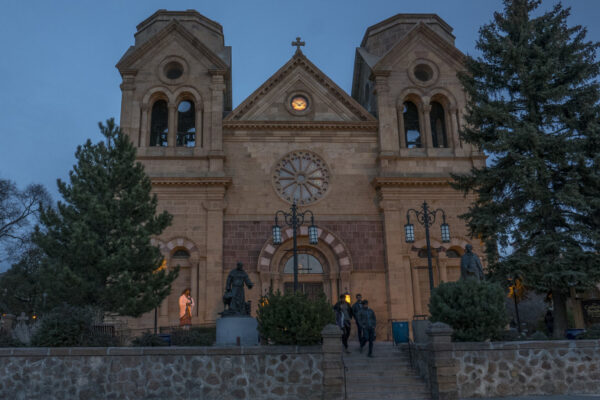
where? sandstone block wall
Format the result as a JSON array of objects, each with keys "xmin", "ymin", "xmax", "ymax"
[{"xmin": 0, "ymin": 346, "xmax": 323, "ymax": 400}]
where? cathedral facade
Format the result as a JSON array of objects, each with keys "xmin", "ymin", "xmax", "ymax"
[{"xmin": 116, "ymin": 10, "xmax": 485, "ymax": 338}]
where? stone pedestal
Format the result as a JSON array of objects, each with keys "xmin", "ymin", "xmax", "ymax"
[{"xmin": 216, "ymin": 316, "xmax": 259, "ymax": 346}]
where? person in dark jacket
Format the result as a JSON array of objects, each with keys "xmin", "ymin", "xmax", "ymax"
[
  {"xmin": 352, "ymin": 294, "xmax": 364, "ymax": 345},
  {"xmin": 357, "ymin": 299, "xmax": 376, "ymax": 357},
  {"xmin": 334, "ymin": 295, "xmax": 353, "ymax": 352}
]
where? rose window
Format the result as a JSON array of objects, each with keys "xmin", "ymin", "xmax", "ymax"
[{"xmin": 273, "ymin": 151, "xmax": 330, "ymax": 205}]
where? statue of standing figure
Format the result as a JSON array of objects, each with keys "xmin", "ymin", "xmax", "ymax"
[
  {"xmin": 222, "ymin": 262, "xmax": 254, "ymax": 316},
  {"xmin": 460, "ymin": 244, "xmax": 484, "ymax": 281}
]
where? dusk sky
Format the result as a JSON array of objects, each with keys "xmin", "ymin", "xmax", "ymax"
[{"xmin": 0, "ymin": 1, "xmax": 599, "ymax": 263}]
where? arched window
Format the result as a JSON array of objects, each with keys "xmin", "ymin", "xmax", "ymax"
[
  {"xmin": 150, "ymin": 100, "xmax": 168, "ymax": 147},
  {"xmin": 176, "ymin": 100, "xmax": 195, "ymax": 147},
  {"xmin": 430, "ymin": 102, "xmax": 448, "ymax": 148},
  {"xmin": 446, "ymin": 249, "xmax": 461, "ymax": 258},
  {"xmin": 403, "ymin": 101, "xmax": 422, "ymax": 148},
  {"xmin": 284, "ymin": 254, "xmax": 324, "ymax": 274},
  {"xmin": 172, "ymin": 249, "xmax": 190, "ymax": 259},
  {"xmin": 418, "ymin": 249, "xmax": 429, "ymax": 258}
]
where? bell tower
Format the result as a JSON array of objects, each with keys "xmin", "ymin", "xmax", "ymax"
[
  {"xmin": 116, "ymin": 9, "xmax": 231, "ymax": 173},
  {"xmin": 116, "ymin": 10, "xmax": 233, "ymax": 325}
]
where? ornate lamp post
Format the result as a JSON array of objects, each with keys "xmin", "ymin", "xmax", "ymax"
[
  {"xmin": 404, "ymin": 201, "xmax": 451, "ymax": 291},
  {"xmin": 272, "ymin": 201, "xmax": 319, "ymax": 293}
]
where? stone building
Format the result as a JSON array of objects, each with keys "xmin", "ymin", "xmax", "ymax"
[{"xmin": 116, "ymin": 10, "xmax": 485, "ymax": 338}]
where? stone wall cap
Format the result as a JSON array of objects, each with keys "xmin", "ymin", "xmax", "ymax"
[
  {"xmin": 321, "ymin": 324, "xmax": 342, "ymax": 338},
  {"xmin": 0, "ymin": 345, "xmax": 325, "ymax": 357},
  {"xmin": 426, "ymin": 321, "xmax": 453, "ymax": 336}
]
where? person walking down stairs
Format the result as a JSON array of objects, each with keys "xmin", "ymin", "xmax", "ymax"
[
  {"xmin": 357, "ymin": 299, "xmax": 376, "ymax": 357},
  {"xmin": 334, "ymin": 294, "xmax": 353, "ymax": 353}
]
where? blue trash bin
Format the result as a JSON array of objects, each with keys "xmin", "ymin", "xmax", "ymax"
[
  {"xmin": 158, "ymin": 333, "xmax": 172, "ymax": 346},
  {"xmin": 392, "ymin": 321, "xmax": 409, "ymax": 345},
  {"xmin": 565, "ymin": 328, "xmax": 585, "ymax": 340}
]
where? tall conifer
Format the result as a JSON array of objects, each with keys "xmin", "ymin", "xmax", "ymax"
[
  {"xmin": 453, "ymin": 0, "xmax": 600, "ymax": 337},
  {"xmin": 34, "ymin": 119, "xmax": 177, "ymax": 317}
]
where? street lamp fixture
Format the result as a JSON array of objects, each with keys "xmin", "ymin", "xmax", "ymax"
[
  {"xmin": 272, "ymin": 200, "xmax": 318, "ymax": 292},
  {"xmin": 405, "ymin": 201, "xmax": 451, "ymax": 291}
]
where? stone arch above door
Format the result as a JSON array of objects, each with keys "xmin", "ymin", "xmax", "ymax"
[
  {"xmin": 256, "ymin": 226, "xmax": 353, "ymax": 273},
  {"xmin": 255, "ymin": 226, "xmax": 354, "ymax": 301}
]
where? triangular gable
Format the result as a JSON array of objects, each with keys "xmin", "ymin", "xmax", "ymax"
[
  {"xmin": 116, "ymin": 19, "xmax": 229, "ymax": 73},
  {"xmin": 225, "ymin": 52, "xmax": 375, "ymax": 122},
  {"xmin": 373, "ymin": 22, "xmax": 465, "ymax": 73}
]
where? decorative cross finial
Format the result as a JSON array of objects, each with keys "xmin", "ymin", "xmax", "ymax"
[{"xmin": 291, "ymin": 37, "xmax": 305, "ymax": 54}]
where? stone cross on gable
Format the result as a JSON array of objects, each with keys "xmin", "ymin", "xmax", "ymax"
[{"xmin": 292, "ymin": 37, "xmax": 305, "ymax": 54}]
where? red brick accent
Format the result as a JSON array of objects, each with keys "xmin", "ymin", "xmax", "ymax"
[{"xmin": 223, "ymin": 220, "xmax": 384, "ymax": 271}]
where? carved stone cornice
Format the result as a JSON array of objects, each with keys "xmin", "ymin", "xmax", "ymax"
[
  {"xmin": 150, "ymin": 177, "xmax": 232, "ymax": 187},
  {"xmin": 223, "ymin": 120, "xmax": 378, "ymax": 131}
]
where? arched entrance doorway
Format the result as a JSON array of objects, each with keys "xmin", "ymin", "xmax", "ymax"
[
  {"xmin": 256, "ymin": 226, "xmax": 354, "ymax": 304},
  {"xmin": 282, "ymin": 249, "xmax": 327, "ymax": 300}
]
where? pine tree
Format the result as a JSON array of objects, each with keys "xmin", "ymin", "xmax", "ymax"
[
  {"xmin": 453, "ymin": 0, "xmax": 600, "ymax": 338},
  {"xmin": 34, "ymin": 119, "xmax": 177, "ymax": 317}
]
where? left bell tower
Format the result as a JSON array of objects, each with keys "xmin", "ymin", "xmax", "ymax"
[
  {"xmin": 116, "ymin": 10, "xmax": 233, "ymax": 326},
  {"xmin": 116, "ymin": 9, "xmax": 231, "ymax": 173}
]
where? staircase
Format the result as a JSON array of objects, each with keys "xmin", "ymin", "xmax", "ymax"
[{"xmin": 343, "ymin": 341, "xmax": 431, "ymax": 400}]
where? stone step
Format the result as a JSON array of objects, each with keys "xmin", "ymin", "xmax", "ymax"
[
  {"xmin": 345, "ymin": 368, "xmax": 420, "ymax": 377},
  {"xmin": 344, "ymin": 362, "xmax": 415, "ymax": 370},
  {"xmin": 346, "ymin": 375, "xmax": 425, "ymax": 385}
]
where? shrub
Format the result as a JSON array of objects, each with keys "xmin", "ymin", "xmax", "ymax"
[
  {"xmin": 0, "ymin": 330, "xmax": 23, "ymax": 347},
  {"xmin": 579, "ymin": 324, "xmax": 600, "ymax": 340},
  {"xmin": 429, "ymin": 280, "xmax": 508, "ymax": 342},
  {"xmin": 257, "ymin": 290, "xmax": 335, "ymax": 345},
  {"xmin": 30, "ymin": 304, "xmax": 118, "ymax": 347},
  {"xmin": 131, "ymin": 332, "xmax": 169, "ymax": 346},
  {"xmin": 171, "ymin": 326, "xmax": 215, "ymax": 346},
  {"xmin": 528, "ymin": 331, "xmax": 548, "ymax": 340}
]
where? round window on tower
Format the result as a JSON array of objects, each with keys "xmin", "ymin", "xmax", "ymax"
[
  {"xmin": 408, "ymin": 59, "xmax": 439, "ymax": 87},
  {"xmin": 164, "ymin": 61, "xmax": 184, "ymax": 80},
  {"xmin": 414, "ymin": 64, "xmax": 434, "ymax": 82}
]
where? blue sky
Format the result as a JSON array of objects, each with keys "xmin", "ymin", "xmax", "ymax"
[
  {"xmin": 1, "ymin": 0, "xmax": 598, "ymax": 199},
  {"xmin": 0, "ymin": 1, "xmax": 598, "ymax": 269}
]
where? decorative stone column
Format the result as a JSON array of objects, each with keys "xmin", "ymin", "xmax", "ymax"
[
  {"xmin": 321, "ymin": 324, "xmax": 344, "ymax": 400},
  {"xmin": 422, "ymin": 102, "xmax": 432, "ymax": 154},
  {"xmin": 209, "ymin": 70, "xmax": 226, "ymax": 171},
  {"xmin": 426, "ymin": 322, "xmax": 458, "ymax": 400},
  {"xmin": 203, "ymin": 196, "xmax": 227, "ymax": 323},
  {"xmin": 167, "ymin": 103, "xmax": 177, "ymax": 147},
  {"xmin": 373, "ymin": 72, "xmax": 400, "ymax": 160},
  {"xmin": 449, "ymin": 107, "xmax": 460, "ymax": 152},
  {"xmin": 139, "ymin": 104, "xmax": 149, "ymax": 148},
  {"xmin": 379, "ymin": 199, "xmax": 414, "ymax": 322}
]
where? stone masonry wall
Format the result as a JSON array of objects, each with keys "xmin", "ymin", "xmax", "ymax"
[
  {"xmin": 0, "ymin": 346, "xmax": 323, "ymax": 400},
  {"xmin": 455, "ymin": 340, "xmax": 600, "ymax": 398}
]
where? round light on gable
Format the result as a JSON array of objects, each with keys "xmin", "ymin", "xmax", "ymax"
[{"xmin": 290, "ymin": 95, "xmax": 309, "ymax": 111}]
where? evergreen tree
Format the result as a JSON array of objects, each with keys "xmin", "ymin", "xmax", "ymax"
[
  {"xmin": 453, "ymin": 0, "xmax": 600, "ymax": 338},
  {"xmin": 34, "ymin": 119, "xmax": 177, "ymax": 317}
]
